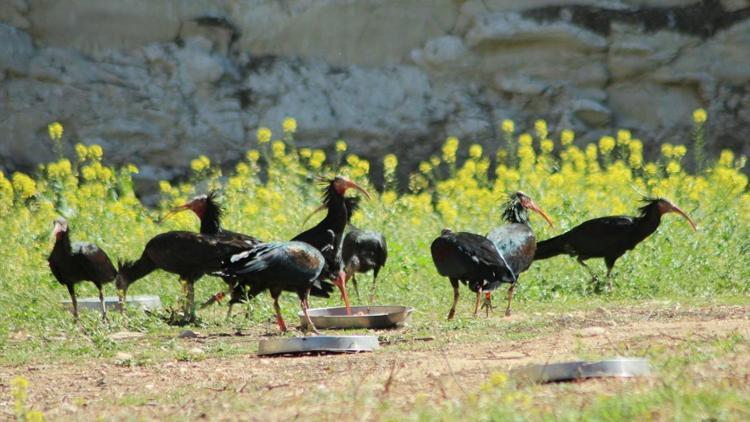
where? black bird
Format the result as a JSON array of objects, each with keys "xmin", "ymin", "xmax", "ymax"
[
  {"xmin": 217, "ymin": 241, "xmax": 333, "ymax": 333},
  {"xmin": 341, "ymin": 197, "xmax": 387, "ymax": 303},
  {"xmin": 431, "ymin": 230, "xmax": 511, "ymax": 320},
  {"xmin": 115, "ymin": 232, "xmax": 253, "ymax": 322},
  {"xmin": 486, "ymin": 192, "xmax": 554, "ymax": 315},
  {"xmin": 292, "ymin": 175, "xmax": 371, "ymax": 314},
  {"xmin": 48, "ymin": 217, "xmax": 117, "ymax": 321},
  {"xmin": 160, "ymin": 192, "xmax": 261, "ymax": 315},
  {"xmin": 534, "ymin": 197, "xmax": 697, "ymax": 291}
]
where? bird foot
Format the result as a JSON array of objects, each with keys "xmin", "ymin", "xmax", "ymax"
[{"xmin": 504, "ymin": 308, "xmax": 512, "ymax": 317}]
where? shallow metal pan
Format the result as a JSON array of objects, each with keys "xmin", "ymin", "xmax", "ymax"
[
  {"xmin": 511, "ymin": 358, "xmax": 651, "ymax": 384},
  {"xmin": 257, "ymin": 335, "xmax": 379, "ymax": 356},
  {"xmin": 298, "ymin": 305, "xmax": 414, "ymax": 330}
]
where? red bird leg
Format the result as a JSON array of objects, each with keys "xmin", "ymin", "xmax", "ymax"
[
  {"xmin": 300, "ymin": 298, "xmax": 319, "ymax": 335},
  {"xmin": 273, "ymin": 296, "xmax": 287, "ymax": 332},
  {"xmin": 447, "ymin": 278, "xmax": 459, "ymax": 320},
  {"xmin": 484, "ymin": 292, "xmax": 493, "ymax": 317},
  {"xmin": 333, "ymin": 270, "xmax": 351, "ymax": 315}
]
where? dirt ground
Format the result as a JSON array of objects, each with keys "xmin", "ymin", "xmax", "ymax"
[{"xmin": 1, "ymin": 304, "xmax": 748, "ymax": 420}]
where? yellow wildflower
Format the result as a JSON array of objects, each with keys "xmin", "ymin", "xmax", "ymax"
[
  {"xmin": 235, "ymin": 162, "xmax": 250, "ymax": 176},
  {"xmin": 644, "ymin": 163, "xmax": 659, "ymax": 176},
  {"xmin": 310, "ymin": 149, "xmax": 326, "ymax": 169},
  {"xmin": 282, "ymin": 117, "xmax": 297, "ymax": 134},
  {"xmin": 501, "ymin": 119, "xmax": 515, "ymax": 133},
  {"xmin": 430, "ymin": 155, "xmax": 441, "ymax": 167},
  {"xmin": 346, "ymin": 154, "xmax": 360, "ymax": 167},
  {"xmin": 661, "ymin": 143, "xmax": 674, "ymax": 158},
  {"xmin": 256, "ymin": 127, "xmax": 272, "ymax": 144},
  {"xmin": 300, "ymin": 148, "xmax": 312, "ymax": 158},
  {"xmin": 0, "ymin": 173, "xmax": 13, "ymax": 199},
  {"xmin": 382, "ymin": 191, "xmax": 397, "ymax": 205},
  {"xmin": 518, "ymin": 133, "xmax": 532, "ymax": 147},
  {"xmin": 75, "ymin": 143, "xmax": 88, "ymax": 161},
  {"xmin": 125, "ymin": 164, "xmax": 139, "ymax": 174},
  {"xmin": 585, "ymin": 144, "xmax": 598, "ymax": 161},
  {"xmin": 666, "ymin": 160, "xmax": 681, "ymax": 174},
  {"xmin": 540, "ymin": 139, "xmax": 554, "ymax": 154},
  {"xmin": 335, "ymin": 140, "xmax": 348, "ymax": 153},
  {"xmin": 191, "ymin": 155, "xmax": 210, "ymax": 172},
  {"xmin": 419, "ymin": 162, "xmax": 432, "ymax": 174},
  {"xmin": 719, "ymin": 150, "xmax": 734, "ymax": 167},
  {"xmin": 560, "ymin": 129, "xmax": 575, "ymax": 146},
  {"xmin": 534, "ymin": 119, "xmax": 548, "ymax": 139},
  {"xmin": 247, "ymin": 149, "xmax": 260, "ymax": 162},
  {"xmin": 599, "ymin": 136, "xmax": 615, "ymax": 154},
  {"xmin": 48, "ymin": 121, "xmax": 64, "ymax": 141},
  {"xmin": 693, "ymin": 108, "xmax": 707, "ymax": 124},
  {"xmin": 673, "ymin": 145, "xmax": 687, "ymax": 159},
  {"xmin": 616, "ymin": 129, "xmax": 631, "ymax": 145},
  {"xmin": 272, "ymin": 140, "xmax": 286, "ymax": 158},
  {"xmin": 469, "ymin": 144, "xmax": 483, "ymax": 159},
  {"xmin": 89, "ymin": 144, "xmax": 103, "ymax": 160},
  {"xmin": 159, "ymin": 180, "xmax": 172, "ymax": 193},
  {"xmin": 629, "ymin": 153, "xmax": 643, "ymax": 169},
  {"xmin": 81, "ymin": 165, "xmax": 97, "ymax": 181},
  {"xmin": 12, "ymin": 172, "xmax": 36, "ymax": 199},
  {"xmin": 442, "ymin": 136, "xmax": 459, "ymax": 163},
  {"xmin": 383, "ymin": 154, "xmax": 398, "ymax": 172},
  {"xmin": 629, "ymin": 139, "xmax": 643, "ymax": 153}
]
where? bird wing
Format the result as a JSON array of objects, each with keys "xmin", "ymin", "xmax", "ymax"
[
  {"xmin": 147, "ymin": 231, "xmax": 253, "ymax": 274},
  {"xmin": 557, "ymin": 216, "xmax": 639, "ymax": 256},
  {"xmin": 222, "ymin": 241, "xmax": 325, "ymax": 283},
  {"xmin": 72, "ymin": 242, "xmax": 117, "ymax": 282},
  {"xmin": 487, "ymin": 224, "xmax": 536, "ymax": 276},
  {"xmin": 431, "ymin": 231, "xmax": 511, "ymax": 285}
]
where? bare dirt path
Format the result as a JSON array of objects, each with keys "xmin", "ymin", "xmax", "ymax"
[{"xmin": 1, "ymin": 304, "xmax": 748, "ymax": 420}]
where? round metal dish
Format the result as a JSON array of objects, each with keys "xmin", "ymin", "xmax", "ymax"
[
  {"xmin": 511, "ymin": 358, "xmax": 651, "ymax": 384},
  {"xmin": 298, "ymin": 305, "xmax": 414, "ymax": 330},
  {"xmin": 62, "ymin": 295, "xmax": 162, "ymax": 312},
  {"xmin": 257, "ymin": 335, "xmax": 379, "ymax": 356}
]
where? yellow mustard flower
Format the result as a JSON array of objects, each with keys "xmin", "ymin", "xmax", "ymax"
[
  {"xmin": 81, "ymin": 165, "xmax": 97, "ymax": 181},
  {"xmin": 346, "ymin": 154, "xmax": 360, "ymax": 167},
  {"xmin": 247, "ymin": 149, "xmax": 260, "ymax": 162},
  {"xmin": 501, "ymin": 119, "xmax": 515, "ymax": 134},
  {"xmin": 644, "ymin": 163, "xmax": 658, "ymax": 176},
  {"xmin": 673, "ymin": 145, "xmax": 687, "ymax": 159},
  {"xmin": 616, "ymin": 129, "xmax": 631, "ymax": 145},
  {"xmin": 382, "ymin": 191, "xmax": 397, "ymax": 205},
  {"xmin": 335, "ymin": 140, "xmax": 348, "ymax": 153},
  {"xmin": 442, "ymin": 136, "xmax": 459, "ymax": 163},
  {"xmin": 666, "ymin": 160, "xmax": 681, "ymax": 174},
  {"xmin": 540, "ymin": 139, "xmax": 554, "ymax": 154},
  {"xmin": 272, "ymin": 140, "xmax": 286, "ymax": 158},
  {"xmin": 518, "ymin": 133, "xmax": 532, "ymax": 147},
  {"xmin": 89, "ymin": 144, "xmax": 103, "ymax": 160},
  {"xmin": 719, "ymin": 150, "xmax": 734, "ymax": 167},
  {"xmin": 190, "ymin": 155, "xmax": 210, "ymax": 172},
  {"xmin": 75, "ymin": 143, "xmax": 88, "ymax": 161},
  {"xmin": 585, "ymin": 144, "xmax": 598, "ymax": 160},
  {"xmin": 256, "ymin": 127, "xmax": 272, "ymax": 144},
  {"xmin": 534, "ymin": 119, "xmax": 548, "ymax": 139},
  {"xmin": 282, "ymin": 117, "xmax": 297, "ymax": 134},
  {"xmin": 430, "ymin": 155, "xmax": 441, "ymax": 167},
  {"xmin": 235, "ymin": 162, "xmax": 250, "ymax": 176},
  {"xmin": 12, "ymin": 172, "xmax": 36, "ymax": 199},
  {"xmin": 693, "ymin": 108, "xmax": 707, "ymax": 124},
  {"xmin": 419, "ymin": 162, "xmax": 432, "ymax": 174},
  {"xmin": 48, "ymin": 122, "xmax": 64, "ymax": 141},
  {"xmin": 0, "ymin": 173, "xmax": 13, "ymax": 199},
  {"xmin": 599, "ymin": 136, "xmax": 615, "ymax": 154},
  {"xmin": 661, "ymin": 143, "xmax": 674, "ymax": 158},
  {"xmin": 629, "ymin": 153, "xmax": 643, "ymax": 169},
  {"xmin": 125, "ymin": 164, "xmax": 139, "ymax": 174},
  {"xmin": 159, "ymin": 180, "xmax": 172, "ymax": 193},
  {"xmin": 469, "ymin": 144, "xmax": 483, "ymax": 159},
  {"xmin": 629, "ymin": 139, "xmax": 643, "ymax": 152},
  {"xmin": 300, "ymin": 148, "xmax": 312, "ymax": 158},
  {"xmin": 383, "ymin": 154, "xmax": 398, "ymax": 172},
  {"xmin": 560, "ymin": 129, "xmax": 575, "ymax": 146}
]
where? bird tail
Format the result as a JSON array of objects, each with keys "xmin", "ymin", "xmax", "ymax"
[
  {"xmin": 534, "ymin": 234, "xmax": 567, "ymax": 260},
  {"xmin": 310, "ymin": 279, "xmax": 335, "ymax": 298}
]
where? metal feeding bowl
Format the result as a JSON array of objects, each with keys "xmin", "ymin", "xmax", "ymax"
[
  {"xmin": 298, "ymin": 305, "xmax": 414, "ymax": 330},
  {"xmin": 62, "ymin": 295, "xmax": 162, "ymax": 313},
  {"xmin": 511, "ymin": 358, "xmax": 651, "ymax": 384},
  {"xmin": 257, "ymin": 335, "xmax": 379, "ymax": 356}
]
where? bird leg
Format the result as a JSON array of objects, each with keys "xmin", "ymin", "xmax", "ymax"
[
  {"xmin": 604, "ymin": 257, "xmax": 616, "ymax": 292},
  {"xmin": 98, "ymin": 285, "xmax": 107, "ymax": 321},
  {"xmin": 351, "ymin": 274, "xmax": 360, "ymax": 302},
  {"xmin": 182, "ymin": 280, "xmax": 196, "ymax": 323},
  {"xmin": 473, "ymin": 288, "xmax": 483, "ymax": 317},
  {"xmin": 300, "ymin": 290, "xmax": 320, "ymax": 335},
  {"xmin": 369, "ymin": 272, "xmax": 378, "ymax": 304},
  {"xmin": 577, "ymin": 258, "xmax": 601, "ymax": 290},
  {"xmin": 66, "ymin": 283, "xmax": 79, "ymax": 322},
  {"xmin": 447, "ymin": 278, "xmax": 459, "ymax": 320},
  {"xmin": 272, "ymin": 294, "xmax": 287, "ymax": 332},
  {"xmin": 505, "ymin": 284, "xmax": 516, "ymax": 317},
  {"xmin": 481, "ymin": 292, "xmax": 494, "ymax": 317},
  {"xmin": 333, "ymin": 270, "xmax": 351, "ymax": 315}
]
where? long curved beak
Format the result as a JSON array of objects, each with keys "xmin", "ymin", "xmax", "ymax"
[
  {"xmin": 668, "ymin": 204, "xmax": 697, "ymax": 231},
  {"xmin": 345, "ymin": 180, "xmax": 371, "ymax": 200},
  {"xmin": 159, "ymin": 203, "xmax": 191, "ymax": 224},
  {"xmin": 527, "ymin": 200, "xmax": 554, "ymax": 228}
]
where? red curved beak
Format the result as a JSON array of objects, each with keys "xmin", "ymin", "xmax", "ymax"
[
  {"xmin": 159, "ymin": 203, "xmax": 191, "ymax": 224},
  {"xmin": 527, "ymin": 200, "xmax": 554, "ymax": 228},
  {"xmin": 345, "ymin": 180, "xmax": 371, "ymax": 200},
  {"xmin": 668, "ymin": 203, "xmax": 697, "ymax": 231}
]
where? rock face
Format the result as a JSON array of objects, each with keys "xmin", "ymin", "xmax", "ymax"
[{"xmin": 2, "ymin": 0, "xmax": 750, "ymax": 192}]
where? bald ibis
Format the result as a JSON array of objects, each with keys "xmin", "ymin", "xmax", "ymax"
[
  {"xmin": 115, "ymin": 232, "xmax": 253, "ymax": 322},
  {"xmin": 160, "ymin": 192, "xmax": 261, "ymax": 314},
  {"xmin": 48, "ymin": 217, "xmax": 117, "ymax": 321},
  {"xmin": 486, "ymin": 192, "xmax": 553, "ymax": 315},
  {"xmin": 292, "ymin": 175, "xmax": 371, "ymax": 314},
  {"xmin": 217, "ymin": 241, "xmax": 333, "ymax": 333},
  {"xmin": 341, "ymin": 197, "xmax": 387, "ymax": 302},
  {"xmin": 534, "ymin": 197, "xmax": 696, "ymax": 291}
]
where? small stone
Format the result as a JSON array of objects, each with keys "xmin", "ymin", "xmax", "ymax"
[
  {"xmin": 595, "ymin": 307, "xmax": 611, "ymax": 317},
  {"xmin": 114, "ymin": 352, "xmax": 133, "ymax": 361},
  {"xmin": 109, "ymin": 331, "xmax": 145, "ymax": 341},
  {"xmin": 494, "ymin": 351, "xmax": 526, "ymax": 360},
  {"xmin": 178, "ymin": 330, "xmax": 199, "ymax": 339},
  {"xmin": 577, "ymin": 326, "xmax": 607, "ymax": 337},
  {"xmin": 189, "ymin": 347, "xmax": 205, "ymax": 355}
]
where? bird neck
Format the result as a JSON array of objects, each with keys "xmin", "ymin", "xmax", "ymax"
[
  {"xmin": 200, "ymin": 201, "xmax": 222, "ymax": 235},
  {"xmin": 634, "ymin": 205, "xmax": 663, "ymax": 239},
  {"xmin": 52, "ymin": 231, "xmax": 72, "ymax": 257},
  {"xmin": 322, "ymin": 194, "xmax": 348, "ymax": 234},
  {"xmin": 121, "ymin": 255, "xmax": 156, "ymax": 285}
]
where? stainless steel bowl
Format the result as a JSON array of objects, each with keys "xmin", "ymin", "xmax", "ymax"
[
  {"xmin": 511, "ymin": 358, "xmax": 651, "ymax": 384},
  {"xmin": 298, "ymin": 305, "xmax": 414, "ymax": 330},
  {"xmin": 62, "ymin": 295, "xmax": 161, "ymax": 312},
  {"xmin": 257, "ymin": 335, "xmax": 379, "ymax": 356}
]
